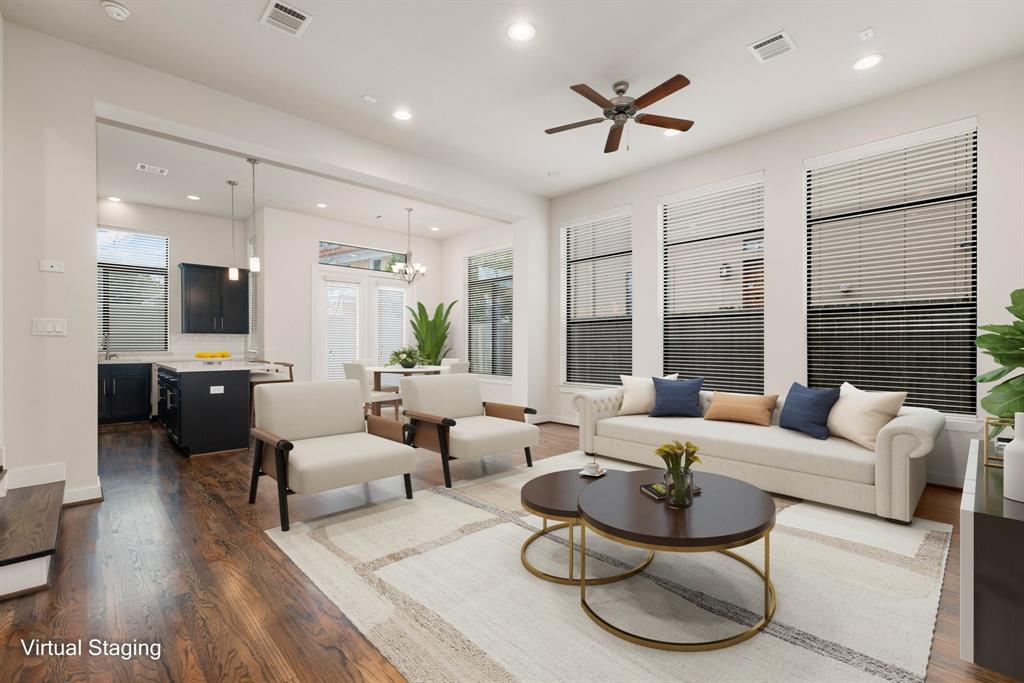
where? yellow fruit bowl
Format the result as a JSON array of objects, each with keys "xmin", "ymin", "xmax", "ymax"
[{"xmin": 194, "ymin": 351, "xmax": 232, "ymax": 359}]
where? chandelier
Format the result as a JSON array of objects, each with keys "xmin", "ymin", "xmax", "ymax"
[{"xmin": 392, "ymin": 207, "xmax": 427, "ymax": 284}]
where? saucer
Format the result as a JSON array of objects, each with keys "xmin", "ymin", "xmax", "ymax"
[{"xmin": 579, "ymin": 467, "xmax": 606, "ymax": 478}]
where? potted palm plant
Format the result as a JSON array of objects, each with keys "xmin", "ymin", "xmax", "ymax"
[{"xmin": 407, "ymin": 301, "xmax": 456, "ymax": 365}]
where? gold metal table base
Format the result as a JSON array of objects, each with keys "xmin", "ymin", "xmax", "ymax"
[
  {"xmin": 579, "ymin": 521, "xmax": 776, "ymax": 651},
  {"xmin": 520, "ymin": 516, "xmax": 654, "ymax": 587}
]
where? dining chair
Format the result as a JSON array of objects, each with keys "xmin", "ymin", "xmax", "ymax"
[{"xmin": 343, "ymin": 361, "xmax": 402, "ymax": 419}]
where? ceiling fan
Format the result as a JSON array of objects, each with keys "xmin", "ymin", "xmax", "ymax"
[{"xmin": 545, "ymin": 74, "xmax": 694, "ymax": 153}]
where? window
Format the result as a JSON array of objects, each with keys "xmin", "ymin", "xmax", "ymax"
[
  {"xmin": 319, "ymin": 241, "xmax": 404, "ymax": 272},
  {"xmin": 806, "ymin": 125, "xmax": 977, "ymax": 414},
  {"xmin": 96, "ymin": 228, "xmax": 169, "ymax": 352},
  {"xmin": 376, "ymin": 286, "xmax": 407, "ymax": 365},
  {"xmin": 661, "ymin": 174, "xmax": 765, "ymax": 393},
  {"xmin": 467, "ymin": 248, "xmax": 513, "ymax": 376},
  {"xmin": 325, "ymin": 281, "xmax": 360, "ymax": 380},
  {"xmin": 563, "ymin": 210, "xmax": 632, "ymax": 385},
  {"xmin": 248, "ymin": 238, "xmax": 259, "ymax": 353}
]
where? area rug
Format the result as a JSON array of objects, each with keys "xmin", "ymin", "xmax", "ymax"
[{"xmin": 267, "ymin": 452, "xmax": 951, "ymax": 683}]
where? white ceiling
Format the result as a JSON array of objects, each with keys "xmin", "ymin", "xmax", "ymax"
[
  {"xmin": 96, "ymin": 123, "xmax": 503, "ymax": 238},
  {"xmin": 7, "ymin": 1, "xmax": 1024, "ymax": 197}
]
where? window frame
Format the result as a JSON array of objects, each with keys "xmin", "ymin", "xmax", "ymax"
[
  {"xmin": 318, "ymin": 240, "xmax": 406, "ymax": 273},
  {"xmin": 96, "ymin": 226, "xmax": 170, "ymax": 353},
  {"xmin": 559, "ymin": 206, "xmax": 633, "ymax": 387},
  {"xmin": 465, "ymin": 245, "xmax": 514, "ymax": 378}
]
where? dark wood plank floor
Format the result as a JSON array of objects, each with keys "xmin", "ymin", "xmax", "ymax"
[
  {"xmin": 0, "ymin": 422, "xmax": 1013, "ymax": 682},
  {"xmin": 0, "ymin": 481, "xmax": 64, "ymax": 568}
]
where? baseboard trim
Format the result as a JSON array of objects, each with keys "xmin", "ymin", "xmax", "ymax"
[
  {"xmin": 926, "ymin": 472, "xmax": 966, "ymax": 488},
  {"xmin": 533, "ymin": 414, "xmax": 578, "ymax": 426},
  {"xmin": 4, "ymin": 462, "xmax": 65, "ymax": 489},
  {"xmin": 0, "ymin": 555, "xmax": 51, "ymax": 601},
  {"xmin": 63, "ymin": 478, "xmax": 103, "ymax": 506}
]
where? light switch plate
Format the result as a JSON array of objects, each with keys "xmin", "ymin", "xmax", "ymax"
[
  {"xmin": 38, "ymin": 260, "xmax": 65, "ymax": 273},
  {"xmin": 32, "ymin": 318, "xmax": 68, "ymax": 336}
]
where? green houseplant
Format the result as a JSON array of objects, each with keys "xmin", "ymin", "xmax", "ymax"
[
  {"xmin": 389, "ymin": 346, "xmax": 419, "ymax": 369},
  {"xmin": 408, "ymin": 301, "xmax": 456, "ymax": 366},
  {"xmin": 655, "ymin": 440, "xmax": 701, "ymax": 509},
  {"xmin": 975, "ymin": 288, "xmax": 1024, "ymax": 436}
]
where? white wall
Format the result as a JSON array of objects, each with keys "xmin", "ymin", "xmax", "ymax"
[
  {"xmin": 260, "ymin": 207, "xmax": 443, "ymax": 382},
  {"xmin": 548, "ymin": 55, "xmax": 1024, "ymax": 486},
  {"xmin": 2, "ymin": 24, "xmax": 548, "ymax": 502},
  {"xmin": 439, "ymin": 223, "xmax": 517, "ymax": 403},
  {"xmin": 97, "ymin": 200, "xmax": 247, "ymax": 343}
]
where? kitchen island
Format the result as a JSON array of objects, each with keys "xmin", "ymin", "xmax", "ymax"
[{"xmin": 155, "ymin": 361, "xmax": 291, "ymax": 456}]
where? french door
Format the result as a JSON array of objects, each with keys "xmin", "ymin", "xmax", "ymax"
[{"xmin": 324, "ymin": 280, "xmax": 360, "ymax": 380}]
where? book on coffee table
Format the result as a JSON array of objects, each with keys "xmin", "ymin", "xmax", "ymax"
[{"xmin": 640, "ymin": 482, "xmax": 702, "ymax": 502}]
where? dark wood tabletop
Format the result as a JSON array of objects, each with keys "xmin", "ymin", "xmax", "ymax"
[
  {"xmin": 520, "ymin": 469, "xmax": 628, "ymax": 519},
  {"xmin": 578, "ymin": 470, "xmax": 775, "ymax": 549}
]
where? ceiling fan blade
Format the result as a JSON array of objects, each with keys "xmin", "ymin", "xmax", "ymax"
[
  {"xmin": 570, "ymin": 84, "xmax": 614, "ymax": 109},
  {"xmin": 634, "ymin": 113, "xmax": 694, "ymax": 132},
  {"xmin": 545, "ymin": 117, "xmax": 606, "ymax": 134},
  {"xmin": 604, "ymin": 124, "xmax": 624, "ymax": 153},
  {"xmin": 633, "ymin": 74, "xmax": 690, "ymax": 110}
]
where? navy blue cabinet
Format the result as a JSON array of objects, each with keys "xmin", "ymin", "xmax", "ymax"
[
  {"xmin": 180, "ymin": 263, "xmax": 249, "ymax": 334},
  {"xmin": 98, "ymin": 364, "xmax": 152, "ymax": 424}
]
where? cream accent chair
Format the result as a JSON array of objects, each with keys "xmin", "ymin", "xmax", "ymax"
[
  {"xmin": 443, "ymin": 361, "xmax": 470, "ymax": 374},
  {"xmin": 400, "ymin": 374, "xmax": 539, "ymax": 487},
  {"xmin": 440, "ymin": 358, "xmax": 462, "ymax": 368},
  {"xmin": 249, "ymin": 380, "xmax": 416, "ymax": 531},
  {"xmin": 344, "ymin": 361, "xmax": 402, "ymax": 418}
]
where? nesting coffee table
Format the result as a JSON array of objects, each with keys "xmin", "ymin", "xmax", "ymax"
[
  {"xmin": 521, "ymin": 468, "xmax": 777, "ymax": 651},
  {"xmin": 520, "ymin": 469, "xmax": 653, "ymax": 585}
]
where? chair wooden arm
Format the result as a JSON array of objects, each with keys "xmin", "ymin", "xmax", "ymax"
[
  {"xmin": 403, "ymin": 410, "xmax": 457, "ymax": 427},
  {"xmin": 250, "ymin": 427, "xmax": 294, "ymax": 452},
  {"xmin": 366, "ymin": 415, "xmax": 410, "ymax": 443},
  {"xmin": 483, "ymin": 402, "xmax": 537, "ymax": 422}
]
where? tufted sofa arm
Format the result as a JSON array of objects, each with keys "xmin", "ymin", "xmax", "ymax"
[
  {"xmin": 573, "ymin": 388, "xmax": 624, "ymax": 453},
  {"xmin": 873, "ymin": 406, "xmax": 945, "ymax": 521}
]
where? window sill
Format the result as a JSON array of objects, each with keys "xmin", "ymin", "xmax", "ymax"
[
  {"xmin": 943, "ymin": 415, "xmax": 982, "ymax": 433},
  {"xmin": 558, "ymin": 382, "xmax": 615, "ymax": 394},
  {"xmin": 478, "ymin": 375, "xmax": 513, "ymax": 385}
]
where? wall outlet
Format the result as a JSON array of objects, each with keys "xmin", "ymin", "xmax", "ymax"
[
  {"xmin": 38, "ymin": 260, "xmax": 65, "ymax": 273},
  {"xmin": 32, "ymin": 318, "xmax": 67, "ymax": 336}
]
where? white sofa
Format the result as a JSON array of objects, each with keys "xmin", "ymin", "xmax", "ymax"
[{"xmin": 574, "ymin": 388, "xmax": 945, "ymax": 523}]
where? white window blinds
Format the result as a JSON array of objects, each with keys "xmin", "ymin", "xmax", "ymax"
[
  {"xmin": 661, "ymin": 175, "xmax": 765, "ymax": 392},
  {"xmin": 248, "ymin": 239, "xmax": 259, "ymax": 353},
  {"xmin": 96, "ymin": 228, "xmax": 169, "ymax": 352},
  {"xmin": 376, "ymin": 286, "xmax": 407, "ymax": 365},
  {"xmin": 806, "ymin": 127, "xmax": 977, "ymax": 415},
  {"xmin": 467, "ymin": 248, "xmax": 513, "ymax": 376},
  {"xmin": 325, "ymin": 281, "xmax": 360, "ymax": 380},
  {"xmin": 564, "ymin": 210, "xmax": 632, "ymax": 385}
]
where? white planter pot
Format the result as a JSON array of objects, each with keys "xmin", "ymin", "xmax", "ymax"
[{"xmin": 1004, "ymin": 412, "xmax": 1024, "ymax": 503}]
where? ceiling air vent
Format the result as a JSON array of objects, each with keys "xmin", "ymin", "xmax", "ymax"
[
  {"xmin": 260, "ymin": 1, "xmax": 312, "ymax": 37},
  {"xmin": 748, "ymin": 30, "xmax": 796, "ymax": 63},
  {"xmin": 136, "ymin": 162, "xmax": 168, "ymax": 176}
]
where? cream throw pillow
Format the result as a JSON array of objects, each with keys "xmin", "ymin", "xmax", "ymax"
[
  {"xmin": 618, "ymin": 374, "xmax": 678, "ymax": 415},
  {"xmin": 826, "ymin": 382, "xmax": 907, "ymax": 450}
]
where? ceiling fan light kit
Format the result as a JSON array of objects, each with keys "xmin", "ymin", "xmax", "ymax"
[{"xmin": 545, "ymin": 74, "xmax": 694, "ymax": 153}]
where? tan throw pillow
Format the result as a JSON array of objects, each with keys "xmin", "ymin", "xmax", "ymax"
[
  {"xmin": 704, "ymin": 392, "xmax": 779, "ymax": 426},
  {"xmin": 618, "ymin": 374, "xmax": 678, "ymax": 415},
  {"xmin": 826, "ymin": 382, "xmax": 906, "ymax": 451}
]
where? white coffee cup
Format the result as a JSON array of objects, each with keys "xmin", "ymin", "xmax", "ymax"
[{"xmin": 582, "ymin": 462, "xmax": 600, "ymax": 475}]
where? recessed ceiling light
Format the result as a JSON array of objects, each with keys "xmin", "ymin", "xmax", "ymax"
[
  {"xmin": 506, "ymin": 21, "xmax": 536, "ymax": 42},
  {"xmin": 316, "ymin": 202, "xmax": 327, "ymax": 208},
  {"xmin": 361, "ymin": 94, "xmax": 378, "ymax": 104},
  {"xmin": 106, "ymin": 196, "xmax": 122, "ymax": 202},
  {"xmin": 547, "ymin": 170, "xmax": 560, "ymax": 177},
  {"xmin": 101, "ymin": 1, "xmax": 130, "ymax": 22},
  {"xmin": 852, "ymin": 54, "xmax": 884, "ymax": 71},
  {"xmin": 663, "ymin": 129, "xmax": 682, "ymax": 137},
  {"xmin": 430, "ymin": 226, "xmax": 440, "ymax": 232},
  {"xmin": 186, "ymin": 195, "xmax": 201, "ymax": 201},
  {"xmin": 393, "ymin": 109, "xmax": 413, "ymax": 121}
]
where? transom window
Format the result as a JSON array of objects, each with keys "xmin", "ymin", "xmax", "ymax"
[{"xmin": 319, "ymin": 241, "xmax": 404, "ymax": 272}]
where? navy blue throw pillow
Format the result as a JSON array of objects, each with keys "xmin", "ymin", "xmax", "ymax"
[
  {"xmin": 650, "ymin": 377, "xmax": 704, "ymax": 417},
  {"xmin": 779, "ymin": 382, "xmax": 840, "ymax": 439}
]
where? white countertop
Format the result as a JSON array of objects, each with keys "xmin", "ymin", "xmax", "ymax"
[{"xmin": 155, "ymin": 360, "xmax": 291, "ymax": 377}]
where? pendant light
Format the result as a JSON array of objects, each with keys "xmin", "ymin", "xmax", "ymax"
[
  {"xmin": 227, "ymin": 179, "xmax": 240, "ymax": 281},
  {"xmin": 391, "ymin": 207, "xmax": 427, "ymax": 284},
  {"xmin": 247, "ymin": 158, "xmax": 262, "ymax": 273}
]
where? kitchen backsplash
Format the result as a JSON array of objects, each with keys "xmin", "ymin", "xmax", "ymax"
[{"xmin": 98, "ymin": 334, "xmax": 251, "ymax": 361}]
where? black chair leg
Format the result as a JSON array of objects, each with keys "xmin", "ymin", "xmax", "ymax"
[
  {"xmin": 441, "ymin": 455, "xmax": 453, "ymax": 488},
  {"xmin": 248, "ymin": 440, "xmax": 264, "ymax": 504},
  {"xmin": 404, "ymin": 473, "xmax": 413, "ymax": 499},
  {"xmin": 525, "ymin": 447, "xmax": 533, "ymax": 467},
  {"xmin": 275, "ymin": 447, "xmax": 290, "ymax": 531}
]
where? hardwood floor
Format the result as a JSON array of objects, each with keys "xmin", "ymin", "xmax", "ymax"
[{"xmin": 0, "ymin": 421, "xmax": 1014, "ymax": 682}]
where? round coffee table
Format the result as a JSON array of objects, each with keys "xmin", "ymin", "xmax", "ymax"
[
  {"xmin": 520, "ymin": 469, "xmax": 653, "ymax": 586},
  {"xmin": 577, "ymin": 469, "xmax": 776, "ymax": 651}
]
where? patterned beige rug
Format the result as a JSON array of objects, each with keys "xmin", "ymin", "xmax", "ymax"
[{"xmin": 267, "ymin": 452, "xmax": 951, "ymax": 683}]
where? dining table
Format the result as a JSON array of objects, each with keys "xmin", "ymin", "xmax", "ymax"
[{"xmin": 364, "ymin": 365, "xmax": 444, "ymax": 416}]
